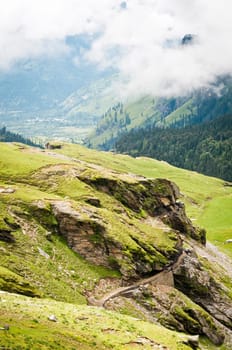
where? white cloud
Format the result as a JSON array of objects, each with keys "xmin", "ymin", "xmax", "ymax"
[{"xmin": 0, "ymin": 0, "xmax": 232, "ymax": 97}]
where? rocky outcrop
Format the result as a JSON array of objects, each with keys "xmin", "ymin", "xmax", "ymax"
[
  {"xmin": 118, "ymin": 284, "xmax": 225, "ymax": 345},
  {"xmin": 31, "ymin": 166, "xmax": 206, "ymax": 281},
  {"xmin": 76, "ymin": 170, "xmax": 205, "ymax": 244},
  {"xmin": 18, "ymin": 162, "xmax": 231, "ymax": 346},
  {"xmin": 52, "ymin": 201, "xmax": 174, "ymax": 280},
  {"xmin": 51, "ymin": 201, "xmax": 113, "ymax": 267},
  {"xmin": 173, "ymin": 249, "xmax": 232, "ymax": 330}
]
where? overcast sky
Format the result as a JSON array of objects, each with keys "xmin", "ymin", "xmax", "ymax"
[{"xmin": 0, "ymin": 0, "xmax": 232, "ymax": 97}]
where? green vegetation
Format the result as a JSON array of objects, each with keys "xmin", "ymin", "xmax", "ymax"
[
  {"xmin": 115, "ymin": 114, "xmax": 232, "ymax": 181},
  {"xmin": 0, "ymin": 126, "xmax": 42, "ymax": 148},
  {"xmin": 54, "ymin": 142, "xmax": 232, "ymax": 256},
  {"xmin": 0, "ymin": 292, "xmax": 192, "ymax": 350},
  {"xmin": 0, "ymin": 143, "xmax": 67, "ymax": 179},
  {"xmin": 86, "ymin": 97, "xmax": 159, "ymax": 149},
  {"xmin": 86, "ymin": 77, "xmax": 232, "ymax": 151},
  {"xmin": 0, "ymin": 266, "xmax": 40, "ymax": 297},
  {"xmin": 0, "ymin": 198, "xmax": 119, "ymax": 304},
  {"xmin": 0, "ymin": 142, "xmax": 231, "ymax": 349}
]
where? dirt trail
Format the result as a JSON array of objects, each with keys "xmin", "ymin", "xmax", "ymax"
[{"xmin": 89, "ymin": 252, "xmax": 186, "ymax": 307}]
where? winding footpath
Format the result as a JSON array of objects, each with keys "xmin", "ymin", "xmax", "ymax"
[{"xmin": 88, "ymin": 251, "xmax": 186, "ymax": 307}]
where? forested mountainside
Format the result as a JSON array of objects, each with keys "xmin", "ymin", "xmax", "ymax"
[
  {"xmin": 115, "ymin": 114, "xmax": 232, "ymax": 182},
  {"xmin": 0, "ymin": 142, "xmax": 232, "ymax": 349},
  {"xmin": 0, "ymin": 126, "xmax": 41, "ymax": 148},
  {"xmin": 86, "ymin": 77, "xmax": 232, "ymax": 150}
]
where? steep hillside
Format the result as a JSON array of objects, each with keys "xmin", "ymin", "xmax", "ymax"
[
  {"xmin": 86, "ymin": 77, "xmax": 232, "ymax": 150},
  {"xmin": 0, "ymin": 142, "xmax": 232, "ymax": 349},
  {"xmin": 53, "ymin": 143, "xmax": 232, "ymax": 258},
  {"xmin": 115, "ymin": 114, "xmax": 232, "ymax": 181}
]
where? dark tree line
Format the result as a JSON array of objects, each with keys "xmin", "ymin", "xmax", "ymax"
[
  {"xmin": 0, "ymin": 127, "xmax": 42, "ymax": 148},
  {"xmin": 115, "ymin": 114, "xmax": 232, "ymax": 182}
]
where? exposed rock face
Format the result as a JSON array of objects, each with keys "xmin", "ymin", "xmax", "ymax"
[
  {"xmin": 77, "ymin": 171, "xmax": 205, "ymax": 243},
  {"xmin": 51, "ymin": 201, "xmax": 113, "ymax": 267},
  {"xmin": 173, "ymin": 250, "xmax": 232, "ymax": 330},
  {"xmin": 51, "ymin": 200, "xmax": 176, "ymax": 280},
  {"xmin": 122, "ymin": 284, "xmax": 225, "ymax": 345},
  {"xmin": 36, "ymin": 167, "xmax": 207, "ymax": 282}
]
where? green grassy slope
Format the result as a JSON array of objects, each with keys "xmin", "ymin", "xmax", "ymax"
[
  {"xmin": 0, "ymin": 143, "xmax": 121, "ymax": 304},
  {"xmin": 55, "ymin": 143, "xmax": 232, "ymax": 257},
  {"xmin": 0, "ymin": 142, "xmax": 231, "ymax": 350},
  {"xmin": 0, "ymin": 292, "xmax": 193, "ymax": 350},
  {"xmin": 86, "ymin": 97, "xmax": 160, "ymax": 149}
]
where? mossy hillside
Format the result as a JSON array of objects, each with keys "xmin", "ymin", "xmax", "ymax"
[
  {"xmin": 0, "ymin": 292, "xmax": 193, "ymax": 350},
  {"xmin": 0, "ymin": 266, "xmax": 40, "ymax": 297},
  {"xmin": 0, "ymin": 197, "xmax": 120, "ymax": 304},
  {"xmin": 1, "ymin": 140, "xmax": 229, "ymax": 255},
  {"xmin": 55, "ymin": 172, "xmax": 179, "ymax": 255},
  {"xmin": 0, "ymin": 142, "xmax": 231, "ymax": 349},
  {"xmin": 52, "ymin": 143, "xmax": 232, "ymax": 256},
  {"xmin": 53, "ymin": 170, "xmax": 177, "ymax": 251},
  {"xmin": 0, "ymin": 142, "xmax": 230, "ymax": 280},
  {"xmin": 167, "ymin": 289, "xmax": 223, "ymax": 339},
  {"xmin": 28, "ymin": 162, "xmax": 180, "ymax": 277},
  {"xmin": 0, "ymin": 232, "xmax": 119, "ymax": 304},
  {"xmin": 0, "ymin": 143, "xmax": 179, "ymax": 297}
]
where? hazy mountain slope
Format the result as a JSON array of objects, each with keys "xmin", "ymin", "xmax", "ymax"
[
  {"xmin": 59, "ymin": 75, "xmax": 119, "ymax": 118},
  {"xmin": 115, "ymin": 114, "xmax": 232, "ymax": 181},
  {"xmin": 0, "ymin": 56, "xmax": 113, "ymax": 142},
  {"xmin": 0, "ymin": 142, "xmax": 232, "ymax": 349},
  {"xmin": 86, "ymin": 77, "xmax": 232, "ymax": 150}
]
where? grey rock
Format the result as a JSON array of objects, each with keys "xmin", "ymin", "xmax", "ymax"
[{"xmin": 48, "ymin": 315, "xmax": 57, "ymax": 322}]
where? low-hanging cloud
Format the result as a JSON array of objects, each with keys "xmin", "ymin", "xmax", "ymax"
[{"xmin": 0, "ymin": 0, "xmax": 232, "ymax": 97}]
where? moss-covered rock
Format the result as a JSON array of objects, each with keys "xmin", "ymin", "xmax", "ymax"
[
  {"xmin": 173, "ymin": 250, "xmax": 232, "ymax": 330},
  {"xmin": 121, "ymin": 284, "xmax": 225, "ymax": 345},
  {"xmin": 0, "ymin": 266, "xmax": 40, "ymax": 297},
  {"xmin": 76, "ymin": 169, "xmax": 203, "ymax": 243}
]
